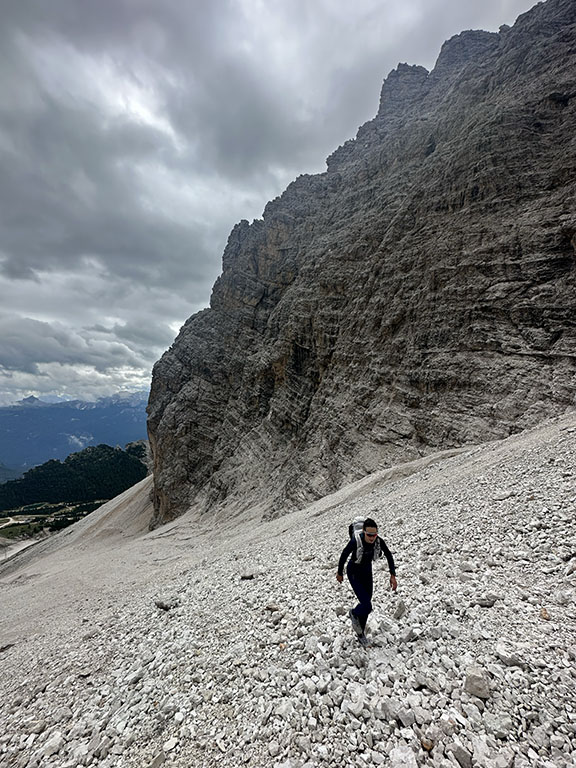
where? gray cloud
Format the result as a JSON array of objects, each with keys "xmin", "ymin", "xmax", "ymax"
[
  {"xmin": 91, "ymin": 321, "xmax": 176, "ymax": 351},
  {"xmin": 0, "ymin": 0, "xmax": 536, "ymax": 403},
  {"xmin": 0, "ymin": 315, "xmax": 147, "ymax": 373}
]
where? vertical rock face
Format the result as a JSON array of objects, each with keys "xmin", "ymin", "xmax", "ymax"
[{"xmin": 148, "ymin": 0, "xmax": 576, "ymax": 527}]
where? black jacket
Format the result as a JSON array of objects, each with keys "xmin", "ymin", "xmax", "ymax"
[{"xmin": 338, "ymin": 534, "xmax": 396, "ymax": 577}]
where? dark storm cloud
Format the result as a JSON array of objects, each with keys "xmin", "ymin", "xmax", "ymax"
[
  {"xmin": 0, "ymin": 66, "xmax": 205, "ymax": 286},
  {"xmin": 90, "ymin": 320, "xmax": 176, "ymax": 352},
  {"xmin": 0, "ymin": 315, "xmax": 148, "ymax": 374},
  {"xmin": 0, "ymin": 0, "xmax": 537, "ymax": 403}
]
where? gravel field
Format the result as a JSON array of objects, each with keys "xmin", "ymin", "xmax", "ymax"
[{"xmin": 1, "ymin": 413, "xmax": 575, "ymax": 768}]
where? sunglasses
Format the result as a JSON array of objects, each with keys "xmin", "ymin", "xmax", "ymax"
[{"xmin": 364, "ymin": 531, "xmax": 378, "ymax": 537}]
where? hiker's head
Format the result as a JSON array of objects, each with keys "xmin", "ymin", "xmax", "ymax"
[{"xmin": 363, "ymin": 518, "xmax": 378, "ymax": 540}]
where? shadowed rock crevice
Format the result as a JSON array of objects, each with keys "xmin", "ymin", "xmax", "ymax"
[{"xmin": 148, "ymin": 0, "xmax": 576, "ymax": 527}]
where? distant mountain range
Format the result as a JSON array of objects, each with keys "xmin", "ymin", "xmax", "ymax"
[{"xmin": 0, "ymin": 392, "xmax": 149, "ymax": 477}]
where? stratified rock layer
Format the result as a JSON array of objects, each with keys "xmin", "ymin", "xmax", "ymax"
[{"xmin": 148, "ymin": 0, "xmax": 576, "ymax": 525}]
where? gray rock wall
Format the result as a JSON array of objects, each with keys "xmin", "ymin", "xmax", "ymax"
[{"xmin": 148, "ymin": 0, "xmax": 576, "ymax": 526}]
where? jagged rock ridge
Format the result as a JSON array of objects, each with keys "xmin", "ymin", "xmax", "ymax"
[{"xmin": 148, "ymin": 0, "xmax": 576, "ymax": 526}]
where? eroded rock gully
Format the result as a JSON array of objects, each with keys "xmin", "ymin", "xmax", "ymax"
[{"xmin": 148, "ymin": 0, "xmax": 576, "ymax": 526}]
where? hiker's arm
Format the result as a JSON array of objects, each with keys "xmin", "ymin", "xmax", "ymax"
[
  {"xmin": 337, "ymin": 540, "xmax": 354, "ymax": 580},
  {"xmin": 379, "ymin": 538, "xmax": 396, "ymax": 575},
  {"xmin": 380, "ymin": 538, "xmax": 397, "ymax": 590}
]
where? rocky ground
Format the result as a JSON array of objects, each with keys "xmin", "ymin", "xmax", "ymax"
[{"xmin": 1, "ymin": 413, "xmax": 575, "ymax": 768}]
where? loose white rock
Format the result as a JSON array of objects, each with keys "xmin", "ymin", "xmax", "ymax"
[{"xmin": 389, "ymin": 745, "xmax": 418, "ymax": 768}]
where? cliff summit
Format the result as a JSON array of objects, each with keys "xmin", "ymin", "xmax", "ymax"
[{"xmin": 148, "ymin": 0, "xmax": 576, "ymax": 527}]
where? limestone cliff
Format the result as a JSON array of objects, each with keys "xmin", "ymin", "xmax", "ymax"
[{"xmin": 148, "ymin": 0, "xmax": 576, "ymax": 526}]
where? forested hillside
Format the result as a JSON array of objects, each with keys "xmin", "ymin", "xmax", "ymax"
[{"xmin": 0, "ymin": 443, "xmax": 147, "ymax": 512}]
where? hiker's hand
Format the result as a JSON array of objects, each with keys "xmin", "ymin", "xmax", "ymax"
[
  {"xmin": 390, "ymin": 575, "xmax": 397, "ymax": 592},
  {"xmin": 336, "ymin": 573, "xmax": 343, "ymax": 583}
]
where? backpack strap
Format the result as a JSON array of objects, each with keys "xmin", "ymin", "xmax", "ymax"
[
  {"xmin": 354, "ymin": 531, "xmax": 381, "ymax": 564},
  {"xmin": 354, "ymin": 530, "xmax": 364, "ymax": 564}
]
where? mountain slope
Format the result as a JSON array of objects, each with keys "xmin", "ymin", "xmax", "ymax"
[
  {"xmin": 1, "ymin": 411, "xmax": 575, "ymax": 767},
  {"xmin": 148, "ymin": 0, "xmax": 576, "ymax": 527}
]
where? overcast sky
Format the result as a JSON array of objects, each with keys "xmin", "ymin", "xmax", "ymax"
[{"xmin": 0, "ymin": 0, "xmax": 537, "ymax": 405}]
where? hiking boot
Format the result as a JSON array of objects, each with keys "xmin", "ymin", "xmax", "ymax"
[
  {"xmin": 358, "ymin": 633, "xmax": 370, "ymax": 648},
  {"xmin": 349, "ymin": 609, "xmax": 362, "ymax": 636}
]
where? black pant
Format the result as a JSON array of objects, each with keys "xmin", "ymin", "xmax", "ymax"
[{"xmin": 347, "ymin": 564, "xmax": 373, "ymax": 630}]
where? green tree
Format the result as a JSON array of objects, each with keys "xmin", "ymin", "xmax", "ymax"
[{"xmin": 0, "ymin": 445, "xmax": 147, "ymax": 512}]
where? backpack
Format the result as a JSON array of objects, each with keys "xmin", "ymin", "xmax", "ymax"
[
  {"xmin": 348, "ymin": 516, "xmax": 365, "ymax": 540},
  {"xmin": 348, "ymin": 516, "xmax": 381, "ymax": 565}
]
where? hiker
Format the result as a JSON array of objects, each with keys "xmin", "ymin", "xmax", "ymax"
[{"xmin": 337, "ymin": 517, "xmax": 397, "ymax": 645}]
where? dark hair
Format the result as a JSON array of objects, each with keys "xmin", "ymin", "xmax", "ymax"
[{"xmin": 363, "ymin": 517, "xmax": 378, "ymax": 530}]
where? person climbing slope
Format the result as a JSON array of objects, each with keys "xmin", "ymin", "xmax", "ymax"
[{"xmin": 337, "ymin": 517, "xmax": 397, "ymax": 646}]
